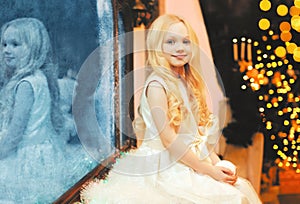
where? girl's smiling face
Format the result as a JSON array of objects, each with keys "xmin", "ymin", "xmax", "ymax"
[
  {"xmin": 162, "ymin": 22, "xmax": 191, "ymax": 70},
  {"xmin": 1, "ymin": 26, "xmax": 30, "ymax": 70}
]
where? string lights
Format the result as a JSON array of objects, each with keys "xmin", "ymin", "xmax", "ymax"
[{"xmin": 233, "ymin": 0, "xmax": 300, "ymax": 172}]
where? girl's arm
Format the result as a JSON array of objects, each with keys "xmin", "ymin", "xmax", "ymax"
[
  {"xmin": 0, "ymin": 81, "xmax": 33, "ymax": 159},
  {"xmin": 209, "ymin": 151, "xmax": 221, "ymax": 165},
  {"xmin": 146, "ymin": 81, "xmax": 236, "ymax": 184}
]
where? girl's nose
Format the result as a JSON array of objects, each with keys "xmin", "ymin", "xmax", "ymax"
[{"xmin": 176, "ymin": 43, "xmax": 184, "ymax": 52}]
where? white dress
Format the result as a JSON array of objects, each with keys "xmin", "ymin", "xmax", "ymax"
[{"xmin": 80, "ymin": 74, "xmax": 262, "ymax": 204}]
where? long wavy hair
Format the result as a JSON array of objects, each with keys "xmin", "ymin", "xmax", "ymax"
[
  {"xmin": 0, "ymin": 18, "xmax": 63, "ymax": 134},
  {"xmin": 134, "ymin": 14, "xmax": 211, "ymax": 135}
]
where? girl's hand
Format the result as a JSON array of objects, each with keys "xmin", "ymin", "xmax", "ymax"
[{"xmin": 209, "ymin": 166, "xmax": 238, "ymax": 185}]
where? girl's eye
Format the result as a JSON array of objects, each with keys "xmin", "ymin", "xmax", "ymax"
[
  {"xmin": 12, "ymin": 42, "xmax": 19, "ymax": 47},
  {"xmin": 2, "ymin": 43, "xmax": 7, "ymax": 47},
  {"xmin": 166, "ymin": 39, "xmax": 175, "ymax": 45},
  {"xmin": 183, "ymin": 39, "xmax": 190, "ymax": 44}
]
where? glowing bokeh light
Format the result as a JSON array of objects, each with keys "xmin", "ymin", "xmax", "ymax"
[
  {"xmin": 275, "ymin": 46, "xmax": 287, "ymax": 58},
  {"xmin": 289, "ymin": 6, "xmax": 300, "ymax": 16},
  {"xmin": 280, "ymin": 21, "xmax": 291, "ymax": 31},
  {"xmin": 277, "ymin": 4, "xmax": 289, "ymax": 16},
  {"xmin": 280, "ymin": 31, "xmax": 292, "ymax": 42},
  {"xmin": 259, "ymin": 18, "xmax": 271, "ymax": 30},
  {"xmin": 286, "ymin": 43, "xmax": 297, "ymax": 54},
  {"xmin": 260, "ymin": 0, "xmax": 272, "ymax": 11},
  {"xmin": 291, "ymin": 15, "xmax": 300, "ymax": 32},
  {"xmin": 293, "ymin": 47, "xmax": 300, "ymax": 62},
  {"xmin": 295, "ymin": 0, "xmax": 300, "ymax": 8}
]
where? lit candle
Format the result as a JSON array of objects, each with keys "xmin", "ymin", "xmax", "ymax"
[
  {"xmin": 241, "ymin": 37, "xmax": 246, "ymax": 60},
  {"xmin": 233, "ymin": 38, "xmax": 238, "ymax": 61},
  {"xmin": 247, "ymin": 39, "xmax": 252, "ymax": 61}
]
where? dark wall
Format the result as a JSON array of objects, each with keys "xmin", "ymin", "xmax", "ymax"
[{"xmin": 200, "ymin": 0, "xmax": 261, "ymax": 147}]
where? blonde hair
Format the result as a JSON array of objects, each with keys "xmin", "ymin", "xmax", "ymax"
[{"xmin": 134, "ymin": 14, "xmax": 210, "ymax": 135}]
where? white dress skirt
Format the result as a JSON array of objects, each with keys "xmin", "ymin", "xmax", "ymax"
[{"xmin": 80, "ymin": 74, "xmax": 262, "ymax": 204}]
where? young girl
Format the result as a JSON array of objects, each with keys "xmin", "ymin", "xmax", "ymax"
[
  {"xmin": 0, "ymin": 17, "xmax": 96, "ymax": 203},
  {"xmin": 80, "ymin": 14, "xmax": 262, "ymax": 204}
]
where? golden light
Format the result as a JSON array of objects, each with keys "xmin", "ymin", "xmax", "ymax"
[
  {"xmin": 257, "ymin": 49, "xmax": 262, "ymax": 54},
  {"xmin": 273, "ymin": 102, "xmax": 279, "ymax": 107},
  {"xmin": 241, "ymin": 85, "xmax": 247, "ymax": 90},
  {"xmin": 243, "ymin": 75, "xmax": 249, "ymax": 80},
  {"xmin": 278, "ymin": 110, "xmax": 283, "ymax": 116},
  {"xmin": 284, "ymin": 120, "xmax": 290, "ymax": 126},
  {"xmin": 246, "ymin": 69, "xmax": 259, "ymax": 78},
  {"xmin": 260, "ymin": 0, "xmax": 272, "ymax": 11},
  {"xmin": 277, "ymin": 4, "xmax": 289, "ymax": 16},
  {"xmin": 266, "ymin": 45, "xmax": 272, "ymax": 50},
  {"xmin": 290, "ymin": 6, "xmax": 300, "ymax": 16},
  {"xmin": 270, "ymin": 55, "xmax": 276, "ymax": 60},
  {"xmin": 267, "ymin": 103, "xmax": 273, "ymax": 108},
  {"xmin": 270, "ymin": 135, "xmax": 276, "ymax": 140},
  {"xmin": 293, "ymin": 47, "xmax": 300, "ymax": 62},
  {"xmin": 273, "ymin": 144, "xmax": 278, "ymax": 150},
  {"xmin": 272, "ymin": 35, "xmax": 280, "ymax": 40},
  {"xmin": 291, "ymin": 15, "xmax": 300, "ymax": 32},
  {"xmin": 259, "ymin": 95, "xmax": 264, "ymax": 100},
  {"xmin": 288, "ymin": 93, "xmax": 294, "ymax": 99},
  {"xmin": 262, "ymin": 36, "xmax": 268, "ymax": 41},
  {"xmin": 254, "ymin": 41, "xmax": 259, "ymax": 46},
  {"xmin": 266, "ymin": 121, "xmax": 272, "ymax": 129},
  {"xmin": 250, "ymin": 83, "xmax": 260, "ymax": 91},
  {"xmin": 275, "ymin": 46, "xmax": 287, "ymax": 58},
  {"xmin": 295, "ymin": 0, "xmax": 300, "ymax": 8},
  {"xmin": 269, "ymin": 89, "xmax": 274, "ymax": 94},
  {"xmin": 278, "ymin": 96, "xmax": 283, "ymax": 101},
  {"xmin": 257, "ymin": 56, "xmax": 262, "ymax": 61},
  {"xmin": 263, "ymin": 54, "xmax": 268, "ymax": 58},
  {"xmin": 293, "ymin": 163, "xmax": 298, "ymax": 168},
  {"xmin": 272, "ymin": 62, "xmax": 278, "ymax": 68},
  {"xmin": 287, "ymin": 68, "xmax": 295, "ymax": 76},
  {"xmin": 267, "ymin": 70, "xmax": 274, "ymax": 76},
  {"xmin": 259, "ymin": 18, "xmax": 271, "ymax": 30},
  {"xmin": 258, "ymin": 79, "xmax": 265, "ymax": 85},
  {"xmin": 278, "ymin": 162, "xmax": 283, "ymax": 167},
  {"xmin": 286, "ymin": 43, "xmax": 297, "ymax": 54},
  {"xmin": 280, "ymin": 21, "xmax": 291, "ymax": 31},
  {"xmin": 280, "ymin": 31, "xmax": 292, "ymax": 42},
  {"xmin": 259, "ymin": 107, "xmax": 265, "ymax": 112},
  {"xmin": 296, "ymin": 169, "xmax": 300, "ymax": 173},
  {"xmin": 278, "ymin": 61, "xmax": 283, "ymax": 66},
  {"xmin": 269, "ymin": 30, "xmax": 274, "ymax": 35}
]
